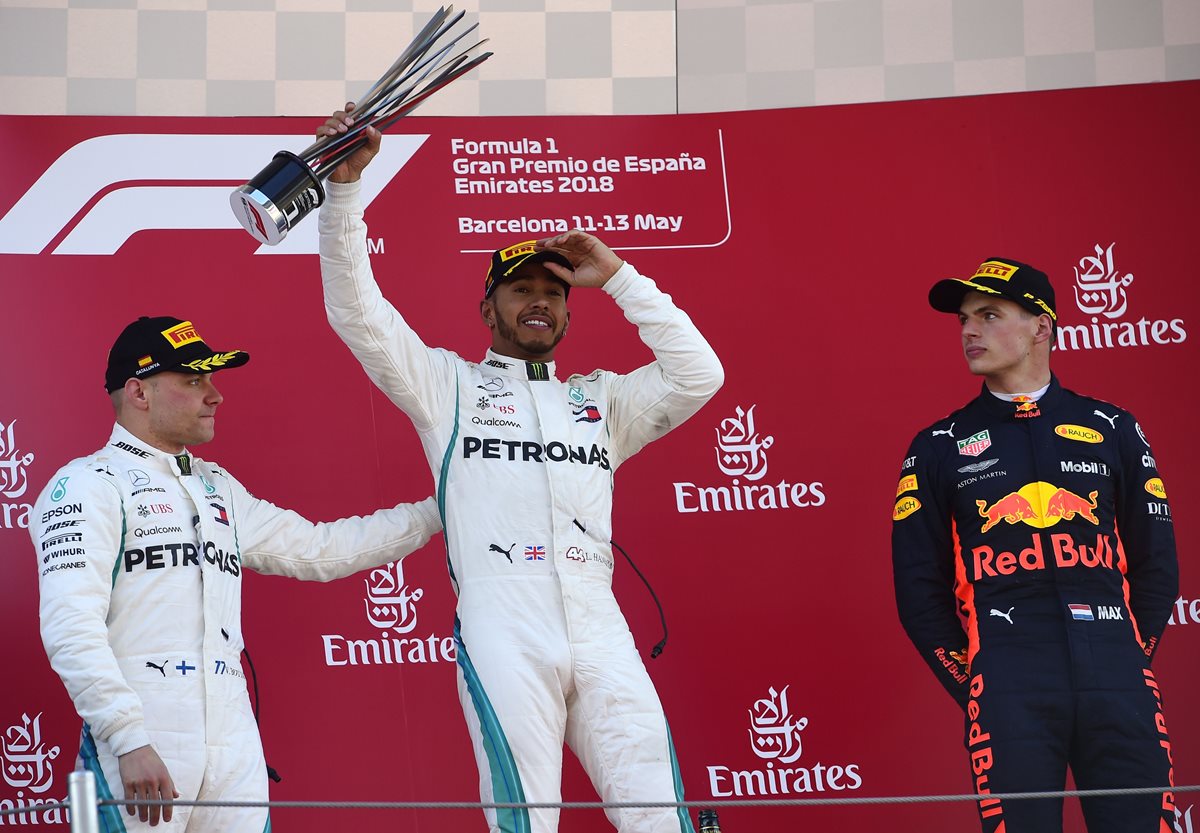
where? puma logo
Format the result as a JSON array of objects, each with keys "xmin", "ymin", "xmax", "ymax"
[
  {"xmin": 488, "ymin": 543, "xmax": 515, "ymax": 564},
  {"xmin": 989, "ymin": 607, "xmax": 1015, "ymax": 625},
  {"xmin": 1093, "ymin": 409, "xmax": 1119, "ymax": 429},
  {"xmin": 932, "ymin": 422, "xmax": 956, "ymax": 438},
  {"xmin": 145, "ymin": 660, "xmax": 168, "ymax": 676}
]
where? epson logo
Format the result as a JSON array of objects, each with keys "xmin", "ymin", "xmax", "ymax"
[
  {"xmin": 41, "ymin": 503, "xmax": 82, "ymax": 523},
  {"xmin": 0, "ymin": 133, "xmax": 427, "ymax": 255},
  {"xmin": 1061, "ymin": 460, "xmax": 1110, "ymax": 476}
]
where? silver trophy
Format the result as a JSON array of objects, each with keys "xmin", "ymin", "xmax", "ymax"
[{"xmin": 231, "ymin": 5, "xmax": 490, "ymax": 245}]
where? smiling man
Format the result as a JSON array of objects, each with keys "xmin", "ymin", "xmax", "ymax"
[
  {"xmin": 317, "ymin": 107, "xmax": 723, "ymax": 833},
  {"xmin": 32, "ymin": 315, "xmax": 439, "ymax": 831},
  {"xmin": 891, "ymin": 258, "xmax": 1179, "ymax": 833}
]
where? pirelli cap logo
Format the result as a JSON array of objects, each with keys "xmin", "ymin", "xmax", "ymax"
[
  {"xmin": 971, "ymin": 261, "xmax": 1018, "ymax": 282},
  {"xmin": 499, "ymin": 242, "xmax": 537, "ymax": 261},
  {"xmin": 162, "ymin": 321, "xmax": 202, "ymax": 348}
]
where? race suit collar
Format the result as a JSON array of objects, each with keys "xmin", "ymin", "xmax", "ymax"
[
  {"xmin": 107, "ymin": 423, "xmax": 195, "ymax": 476},
  {"xmin": 975, "ymin": 374, "xmax": 1064, "ymax": 419},
  {"xmin": 481, "ymin": 349, "xmax": 558, "ymax": 382}
]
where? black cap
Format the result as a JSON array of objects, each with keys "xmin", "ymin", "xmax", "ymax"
[
  {"xmin": 929, "ymin": 257, "xmax": 1057, "ymax": 321},
  {"xmin": 484, "ymin": 240, "xmax": 574, "ymax": 299},
  {"xmin": 105, "ymin": 316, "xmax": 250, "ymax": 393}
]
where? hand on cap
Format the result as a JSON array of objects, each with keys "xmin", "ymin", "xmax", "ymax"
[
  {"xmin": 536, "ymin": 230, "xmax": 623, "ymax": 289},
  {"xmin": 317, "ymin": 102, "xmax": 381, "ymax": 184}
]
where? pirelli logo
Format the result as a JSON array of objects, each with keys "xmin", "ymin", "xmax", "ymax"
[
  {"xmin": 971, "ymin": 260, "xmax": 1017, "ymax": 281},
  {"xmin": 500, "ymin": 242, "xmax": 537, "ymax": 260},
  {"xmin": 163, "ymin": 321, "xmax": 202, "ymax": 348}
]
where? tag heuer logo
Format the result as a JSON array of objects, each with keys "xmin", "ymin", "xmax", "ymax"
[{"xmin": 957, "ymin": 430, "xmax": 992, "ymax": 457}]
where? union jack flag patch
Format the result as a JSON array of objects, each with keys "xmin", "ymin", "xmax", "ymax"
[{"xmin": 524, "ymin": 545, "xmax": 546, "ymax": 561}]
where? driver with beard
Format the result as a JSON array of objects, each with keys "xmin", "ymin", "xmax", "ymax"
[{"xmin": 316, "ymin": 106, "xmax": 724, "ymax": 833}]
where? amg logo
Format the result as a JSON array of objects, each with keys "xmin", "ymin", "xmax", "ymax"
[
  {"xmin": 1061, "ymin": 460, "xmax": 1110, "ymax": 476},
  {"xmin": 1097, "ymin": 606, "xmax": 1124, "ymax": 620}
]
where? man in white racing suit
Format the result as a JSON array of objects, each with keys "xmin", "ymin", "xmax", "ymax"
[
  {"xmin": 317, "ymin": 108, "xmax": 724, "ymax": 833},
  {"xmin": 33, "ymin": 315, "xmax": 440, "ymax": 831}
]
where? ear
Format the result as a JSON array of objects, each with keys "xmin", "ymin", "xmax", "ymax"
[
  {"xmin": 124, "ymin": 378, "xmax": 151, "ymax": 411},
  {"xmin": 480, "ymin": 298, "xmax": 496, "ymax": 329},
  {"xmin": 562, "ymin": 311, "xmax": 571, "ymax": 335},
  {"xmin": 1033, "ymin": 314, "xmax": 1054, "ymax": 345}
]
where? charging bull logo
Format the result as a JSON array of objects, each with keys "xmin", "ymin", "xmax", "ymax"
[{"xmin": 977, "ymin": 482, "xmax": 1099, "ymax": 533}]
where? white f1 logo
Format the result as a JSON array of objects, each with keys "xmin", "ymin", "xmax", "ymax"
[{"xmin": 0, "ymin": 133, "xmax": 426, "ymax": 255}]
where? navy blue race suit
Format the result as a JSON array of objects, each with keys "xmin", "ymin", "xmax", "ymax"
[{"xmin": 892, "ymin": 376, "xmax": 1178, "ymax": 833}]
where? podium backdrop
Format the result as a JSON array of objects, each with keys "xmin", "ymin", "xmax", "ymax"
[{"xmin": 1, "ymin": 80, "xmax": 1197, "ymax": 831}]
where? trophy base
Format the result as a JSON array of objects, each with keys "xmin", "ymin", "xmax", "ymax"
[{"xmin": 230, "ymin": 151, "xmax": 325, "ymax": 245}]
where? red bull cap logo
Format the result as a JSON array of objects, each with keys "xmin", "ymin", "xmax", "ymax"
[{"xmin": 976, "ymin": 481, "xmax": 1099, "ymax": 533}]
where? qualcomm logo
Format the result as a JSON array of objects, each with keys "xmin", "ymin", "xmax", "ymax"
[
  {"xmin": 321, "ymin": 560, "xmax": 455, "ymax": 667},
  {"xmin": 1057, "ymin": 243, "xmax": 1187, "ymax": 350},
  {"xmin": 1, "ymin": 710, "xmax": 69, "ymax": 825},
  {"xmin": 707, "ymin": 684, "xmax": 862, "ymax": 797},
  {"xmin": 0, "ymin": 418, "xmax": 35, "ymax": 530},
  {"xmin": 0, "ymin": 132, "xmax": 427, "ymax": 255},
  {"xmin": 672, "ymin": 404, "xmax": 825, "ymax": 513}
]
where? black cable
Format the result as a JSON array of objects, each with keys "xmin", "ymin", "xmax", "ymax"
[
  {"xmin": 573, "ymin": 519, "xmax": 669, "ymax": 658},
  {"xmin": 611, "ymin": 539, "xmax": 669, "ymax": 659},
  {"xmin": 241, "ymin": 645, "xmax": 282, "ymax": 783}
]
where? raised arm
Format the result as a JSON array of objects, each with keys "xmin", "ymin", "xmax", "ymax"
[
  {"xmin": 317, "ymin": 104, "xmax": 454, "ymax": 431},
  {"xmin": 539, "ymin": 232, "xmax": 723, "ymax": 464}
]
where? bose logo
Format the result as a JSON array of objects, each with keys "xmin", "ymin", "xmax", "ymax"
[{"xmin": 0, "ymin": 133, "xmax": 427, "ymax": 255}]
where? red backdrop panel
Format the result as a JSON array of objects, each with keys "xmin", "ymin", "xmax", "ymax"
[{"xmin": 1, "ymin": 81, "xmax": 1197, "ymax": 831}]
